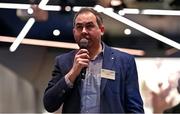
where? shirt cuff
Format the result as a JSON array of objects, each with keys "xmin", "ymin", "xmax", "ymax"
[{"xmin": 65, "ymin": 75, "xmax": 73, "ymax": 88}]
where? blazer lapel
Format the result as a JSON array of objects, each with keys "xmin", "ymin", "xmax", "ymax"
[{"xmin": 101, "ymin": 44, "xmax": 115, "ymax": 94}]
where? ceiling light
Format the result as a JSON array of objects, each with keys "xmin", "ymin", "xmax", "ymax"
[
  {"xmin": 141, "ymin": 9, "xmax": 180, "ymax": 16},
  {"xmin": 9, "ymin": 18, "xmax": 35, "ymax": 52},
  {"xmin": 124, "ymin": 28, "xmax": 131, "ymax": 35},
  {"xmin": 94, "ymin": 5, "xmax": 180, "ymax": 50}
]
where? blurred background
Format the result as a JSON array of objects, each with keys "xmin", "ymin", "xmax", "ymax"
[{"xmin": 0, "ymin": 0, "xmax": 180, "ymax": 113}]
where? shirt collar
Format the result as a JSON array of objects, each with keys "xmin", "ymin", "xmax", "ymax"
[{"xmin": 91, "ymin": 42, "xmax": 104, "ymax": 61}]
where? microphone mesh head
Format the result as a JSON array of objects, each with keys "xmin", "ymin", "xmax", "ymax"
[{"xmin": 79, "ymin": 38, "xmax": 88, "ymax": 49}]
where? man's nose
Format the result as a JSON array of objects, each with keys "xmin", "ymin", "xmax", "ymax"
[{"xmin": 82, "ymin": 27, "xmax": 88, "ymax": 33}]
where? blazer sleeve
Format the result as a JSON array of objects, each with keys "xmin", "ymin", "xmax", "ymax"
[
  {"xmin": 43, "ymin": 56, "xmax": 72, "ymax": 112},
  {"xmin": 125, "ymin": 55, "xmax": 144, "ymax": 113}
]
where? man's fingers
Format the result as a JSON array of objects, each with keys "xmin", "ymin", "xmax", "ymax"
[{"xmin": 76, "ymin": 49, "xmax": 89, "ymax": 55}]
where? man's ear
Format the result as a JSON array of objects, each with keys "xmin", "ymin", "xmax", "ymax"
[{"xmin": 100, "ymin": 25, "xmax": 105, "ymax": 36}]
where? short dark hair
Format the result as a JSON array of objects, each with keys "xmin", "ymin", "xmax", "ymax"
[{"xmin": 73, "ymin": 8, "xmax": 103, "ymax": 27}]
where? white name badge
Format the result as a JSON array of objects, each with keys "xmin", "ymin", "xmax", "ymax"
[{"xmin": 101, "ymin": 69, "xmax": 115, "ymax": 80}]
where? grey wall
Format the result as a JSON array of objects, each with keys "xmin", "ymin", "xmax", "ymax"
[{"xmin": 0, "ymin": 44, "xmax": 70, "ymax": 113}]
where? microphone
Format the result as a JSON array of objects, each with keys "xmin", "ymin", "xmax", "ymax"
[
  {"xmin": 79, "ymin": 38, "xmax": 88, "ymax": 49},
  {"xmin": 79, "ymin": 38, "xmax": 88, "ymax": 79}
]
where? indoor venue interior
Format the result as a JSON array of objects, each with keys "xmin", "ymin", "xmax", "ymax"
[{"xmin": 0, "ymin": 0, "xmax": 180, "ymax": 113}]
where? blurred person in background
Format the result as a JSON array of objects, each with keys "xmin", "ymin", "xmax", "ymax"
[{"xmin": 163, "ymin": 78, "xmax": 180, "ymax": 113}]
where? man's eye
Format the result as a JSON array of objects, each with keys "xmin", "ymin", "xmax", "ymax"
[
  {"xmin": 86, "ymin": 24, "xmax": 95, "ymax": 29},
  {"xmin": 76, "ymin": 25, "xmax": 83, "ymax": 29}
]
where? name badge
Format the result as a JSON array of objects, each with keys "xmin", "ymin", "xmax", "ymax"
[{"xmin": 101, "ymin": 69, "xmax": 115, "ymax": 80}]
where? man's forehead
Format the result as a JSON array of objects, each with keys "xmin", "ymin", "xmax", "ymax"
[{"xmin": 75, "ymin": 12, "xmax": 96, "ymax": 22}]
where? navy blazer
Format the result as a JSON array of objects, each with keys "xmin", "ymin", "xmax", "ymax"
[{"xmin": 43, "ymin": 44, "xmax": 144, "ymax": 113}]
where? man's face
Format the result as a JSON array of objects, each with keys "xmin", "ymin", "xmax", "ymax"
[{"xmin": 73, "ymin": 12, "xmax": 104, "ymax": 49}]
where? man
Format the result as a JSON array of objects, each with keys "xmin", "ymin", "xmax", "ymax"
[{"xmin": 43, "ymin": 8, "xmax": 144, "ymax": 113}]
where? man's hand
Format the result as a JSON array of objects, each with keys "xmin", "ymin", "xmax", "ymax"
[{"xmin": 66, "ymin": 49, "xmax": 90, "ymax": 83}]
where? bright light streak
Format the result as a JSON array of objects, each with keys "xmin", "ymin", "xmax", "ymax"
[
  {"xmin": 0, "ymin": 3, "xmax": 61, "ymax": 11},
  {"xmin": 95, "ymin": 5, "xmax": 180, "ymax": 50},
  {"xmin": 142, "ymin": 9, "xmax": 180, "ymax": 16},
  {"xmin": 72, "ymin": 7, "xmax": 81, "ymax": 12},
  {"xmin": 38, "ymin": 0, "xmax": 61, "ymax": 11},
  {"xmin": 41, "ymin": 5, "xmax": 61, "ymax": 11},
  {"xmin": 73, "ymin": 6, "xmax": 92, "ymax": 12},
  {"xmin": 9, "ymin": 0, "xmax": 50, "ymax": 52},
  {"xmin": 9, "ymin": 18, "xmax": 35, "ymax": 52},
  {"xmin": 119, "ymin": 9, "xmax": 180, "ymax": 16},
  {"xmin": 93, "ymin": 5, "xmax": 104, "ymax": 12},
  {"xmin": 1, "ymin": 3, "xmax": 180, "ymax": 16},
  {"xmin": 119, "ymin": 8, "xmax": 140, "ymax": 15},
  {"xmin": 38, "ymin": 0, "xmax": 49, "ymax": 9},
  {"xmin": 0, "ymin": 3, "xmax": 30, "ymax": 9}
]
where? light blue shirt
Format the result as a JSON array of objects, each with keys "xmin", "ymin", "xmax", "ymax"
[{"xmin": 80, "ymin": 52, "xmax": 103, "ymax": 113}]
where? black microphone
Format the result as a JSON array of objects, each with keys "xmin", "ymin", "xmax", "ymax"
[
  {"xmin": 79, "ymin": 38, "xmax": 88, "ymax": 49},
  {"xmin": 79, "ymin": 38, "xmax": 88, "ymax": 79}
]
